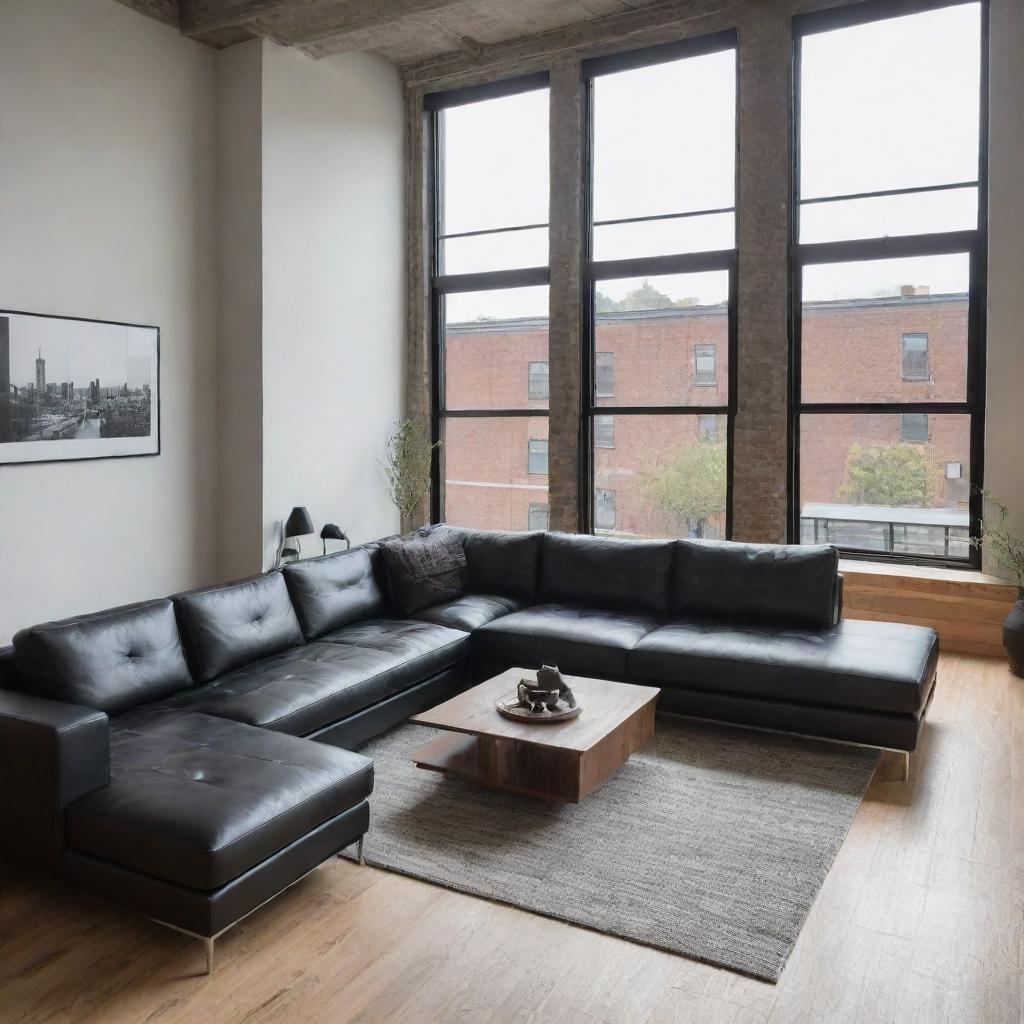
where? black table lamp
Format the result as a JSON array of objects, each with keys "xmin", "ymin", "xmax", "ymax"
[
  {"xmin": 282, "ymin": 506, "xmax": 314, "ymax": 562},
  {"xmin": 321, "ymin": 523, "xmax": 350, "ymax": 555}
]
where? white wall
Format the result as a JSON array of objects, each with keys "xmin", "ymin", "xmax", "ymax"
[
  {"xmin": 984, "ymin": 0, "xmax": 1024, "ymax": 577},
  {"xmin": 260, "ymin": 44, "xmax": 404, "ymax": 567},
  {"xmin": 216, "ymin": 41, "xmax": 265, "ymax": 581},
  {"xmin": 0, "ymin": 0, "xmax": 218, "ymax": 643}
]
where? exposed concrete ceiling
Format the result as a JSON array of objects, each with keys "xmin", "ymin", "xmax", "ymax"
[{"xmin": 116, "ymin": 0, "xmax": 690, "ymax": 69}]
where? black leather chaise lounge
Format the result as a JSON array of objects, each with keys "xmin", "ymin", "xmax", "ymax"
[{"xmin": 0, "ymin": 528, "xmax": 938, "ymax": 970}]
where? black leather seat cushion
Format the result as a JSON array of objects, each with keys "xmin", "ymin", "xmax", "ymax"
[
  {"xmin": 141, "ymin": 639, "xmax": 460, "ymax": 737},
  {"xmin": 175, "ymin": 573, "xmax": 305, "ymax": 684},
  {"xmin": 631, "ymin": 617, "xmax": 938, "ymax": 714},
  {"xmin": 13, "ymin": 600, "xmax": 192, "ymax": 715},
  {"xmin": 474, "ymin": 603, "xmax": 662, "ymax": 678},
  {"xmin": 318, "ymin": 618, "xmax": 470, "ymax": 678},
  {"xmin": 673, "ymin": 539, "xmax": 840, "ymax": 629},
  {"xmin": 413, "ymin": 594, "xmax": 526, "ymax": 632},
  {"xmin": 540, "ymin": 533, "xmax": 675, "ymax": 615},
  {"xmin": 66, "ymin": 712, "xmax": 372, "ymax": 891},
  {"xmin": 282, "ymin": 546, "xmax": 387, "ymax": 640}
]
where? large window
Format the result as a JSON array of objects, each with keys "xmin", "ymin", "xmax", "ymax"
[
  {"xmin": 584, "ymin": 33, "xmax": 736, "ymax": 538},
  {"xmin": 793, "ymin": 1, "xmax": 986, "ymax": 565},
  {"xmin": 428, "ymin": 76, "xmax": 551, "ymax": 531}
]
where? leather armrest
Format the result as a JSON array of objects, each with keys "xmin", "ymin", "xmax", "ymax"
[
  {"xmin": 833, "ymin": 573, "xmax": 845, "ymax": 626},
  {"xmin": 0, "ymin": 690, "xmax": 109, "ymax": 874}
]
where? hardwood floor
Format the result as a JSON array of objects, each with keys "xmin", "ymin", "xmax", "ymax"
[{"xmin": 2, "ymin": 653, "xmax": 1021, "ymax": 1024}]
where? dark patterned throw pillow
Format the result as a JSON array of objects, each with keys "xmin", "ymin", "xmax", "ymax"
[{"xmin": 380, "ymin": 530, "xmax": 468, "ymax": 615}]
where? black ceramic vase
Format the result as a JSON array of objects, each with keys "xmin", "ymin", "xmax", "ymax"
[{"xmin": 1005, "ymin": 596, "xmax": 1024, "ymax": 678}]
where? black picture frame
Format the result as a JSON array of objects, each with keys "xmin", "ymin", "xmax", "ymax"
[{"xmin": 0, "ymin": 308, "xmax": 161, "ymax": 467}]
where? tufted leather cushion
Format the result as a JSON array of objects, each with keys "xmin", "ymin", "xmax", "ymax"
[
  {"xmin": 283, "ymin": 547, "xmax": 385, "ymax": 640},
  {"xmin": 137, "ymin": 636, "xmax": 467, "ymax": 737},
  {"xmin": 474, "ymin": 603, "xmax": 662, "ymax": 678},
  {"xmin": 540, "ymin": 532, "xmax": 675, "ymax": 615},
  {"xmin": 451, "ymin": 528, "xmax": 544, "ymax": 601},
  {"xmin": 65, "ymin": 711, "xmax": 373, "ymax": 890},
  {"xmin": 174, "ymin": 573, "xmax": 305, "ymax": 685},
  {"xmin": 673, "ymin": 540, "xmax": 840, "ymax": 629},
  {"xmin": 631, "ymin": 618, "xmax": 938, "ymax": 715},
  {"xmin": 13, "ymin": 601, "xmax": 192, "ymax": 716},
  {"xmin": 412, "ymin": 593, "xmax": 525, "ymax": 632},
  {"xmin": 318, "ymin": 618, "xmax": 470, "ymax": 676}
]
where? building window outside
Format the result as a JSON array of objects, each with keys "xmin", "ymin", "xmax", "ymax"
[
  {"xmin": 595, "ymin": 488, "xmax": 617, "ymax": 531},
  {"xmin": 595, "ymin": 351, "xmax": 615, "ymax": 398},
  {"xmin": 901, "ymin": 413, "xmax": 930, "ymax": 443},
  {"xmin": 694, "ymin": 344, "xmax": 716, "ymax": 386},
  {"xmin": 594, "ymin": 415, "xmax": 615, "ymax": 449},
  {"xmin": 698, "ymin": 414, "xmax": 718, "ymax": 442},
  {"xmin": 528, "ymin": 503, "xmax": 550, "ymax": 530},
  {"xmin": 528, "ymin": 438, "xmax": 549, "ymax": 474},
  {"xmin": 901, "ymin": 333, "xmax": 929, "ymax": 381},
  {"xmin": 528, "ymin": 361, "xmax": 549, "ymax": 399}
]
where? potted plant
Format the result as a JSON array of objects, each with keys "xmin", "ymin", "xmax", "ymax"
[
  {"xmin": 380, "ymin": 419, "xmax": 439, "ymax": 534},
  {"xmin": 971, "ymin": 492, "xmax": 1024, "ymax": 677}
]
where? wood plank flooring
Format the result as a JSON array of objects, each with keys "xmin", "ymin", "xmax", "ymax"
[{"xmin": 1, "ymin": 653, "xmax": 1021, "ymax": 1024}]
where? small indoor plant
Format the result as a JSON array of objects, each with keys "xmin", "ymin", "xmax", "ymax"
[
  {"xmin": 971, "ymin": 491, "xmax": 1024, "ymax": 677},
  {"xmin": 380, "ymin": 419, "xmax": 439, "ymax": 534}
]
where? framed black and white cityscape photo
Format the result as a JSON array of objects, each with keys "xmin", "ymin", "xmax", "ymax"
[{"xmin": 0, "ymin": 310, "xmax": 160, "ymax": 465}]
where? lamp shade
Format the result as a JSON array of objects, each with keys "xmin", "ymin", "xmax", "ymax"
[
  {"xmin": 320, "ymin": 523, "xmax": 347, "ymax": 542},
  {"xmin": 285, "ymin": 506, "xmax": 314, "ymax": 538}
]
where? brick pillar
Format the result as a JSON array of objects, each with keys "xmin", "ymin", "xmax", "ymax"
[
  {"xmin": 731, "ymin": 8, "xmax": 793, "ymax": 543},
  {"xmin": 404, "ymin": 87, "xmax": 433, "ymax": 531},
  {"xmin": 547, "ymin": 60, "xmax": 585, "ymax": 533}
]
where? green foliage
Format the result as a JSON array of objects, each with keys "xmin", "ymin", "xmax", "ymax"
[
  {"xmin": 971, "ymin": 491, "xmax": 1024, "ymax": 590},
  {"xmin": 380, "ymin": 419, "xmax": 439, "ymax": 523},
  {"xmin": 595, "ymin": 280, "xmax": 699, "ymax": 314},
  {"xmin": 643, "ymin": 437, "xmax": 727, "ymax": 535},
  {"xmin": 837, "ymin": 443, "xmax": 933, "ymax": 507}
]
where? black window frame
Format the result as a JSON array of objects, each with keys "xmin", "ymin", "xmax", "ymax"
[
  {"xmin": 581, "ymin": 30, "xmax": 738, "ymax": 537},
  {"xmin": 425, "ymin": 72, "xmax": 552, "ymax": 525},
  {"xmin": 789, "ymin": 0, "xmax": 988, "ymax": 569}
]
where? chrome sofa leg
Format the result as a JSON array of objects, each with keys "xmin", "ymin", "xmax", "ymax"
[
  {"xmin": 902, "ymin": 751, "xmax": 910, "ymax": 782},
  {"xmin": 357, "ymin": 835, "xmax": 365, "ymax": 865},
  {"xmin": 205, "ymin": 936, "xmax": 215, "ymax": 975}
]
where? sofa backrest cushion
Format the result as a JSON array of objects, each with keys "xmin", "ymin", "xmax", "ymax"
[
  {"xmin": 540, "ymin": 532, "xmax": 675, "ymax": 615},
  {"xmin": 283, "ymin": 546, "xmax": 386, "ymax": 639},
  {"xmin": 13, "ymin": 600, "xmax": 192, "ymax": 715},
  {"xmin": 455, "ymin": 528, "xmax": 544, "ymax": 601},
  {"xmin": 174, "ymin": 572, "xmax": 305, "ymax": 683},
  {"xmin": 673, "ymin": 539, "xmax": 840, "ymax": 629}
]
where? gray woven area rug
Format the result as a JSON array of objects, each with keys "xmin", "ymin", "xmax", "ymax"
[{"xmin": 357, "ymin": 718, "xmax": 880, "ymax": 982}]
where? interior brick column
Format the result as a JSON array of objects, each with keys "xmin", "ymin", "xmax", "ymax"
[
  {"xmin": 546, "ymin": 60, "xmax": 585, "ymax": 534},
  {"xmin": 731, "ymin": 8, "xmax": 793, "ymax": 544}
]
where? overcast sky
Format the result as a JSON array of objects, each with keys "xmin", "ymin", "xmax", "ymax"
[{"xmin": 442, "ymin": 2, "xmax": 980, "ymax": 321}]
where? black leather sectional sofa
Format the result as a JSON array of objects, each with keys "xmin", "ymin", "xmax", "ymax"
[{"xmin": 0, "ymin": 528, "xmax": 938, "ymax": 969}]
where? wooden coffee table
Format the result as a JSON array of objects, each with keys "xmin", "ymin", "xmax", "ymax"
[{"xmin": 410, "ymin": 668, "xmax": 660, "ymax": 802}]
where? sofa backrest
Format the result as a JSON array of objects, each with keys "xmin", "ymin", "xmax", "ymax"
[
  {"xmin": 13, "ymin": 600, "xmax": 192, "ymax": 715},
  {"xmin": 283, "ymin": 546, "xmax": 386, "ymax": 639},
  {"xmin": 174, "ymin": 572, "xmax": 305, "ymax": 684},
  {"xmin": 673, "ymin": 539, "xmax": 840, "ymax": 629},
  {"xmin": 451, "ymin": 527, "xmax": 544, "ymax": 602},
  {"xmin": 540, "ymin": 532, "xmax": 675, "ymax": 615}
]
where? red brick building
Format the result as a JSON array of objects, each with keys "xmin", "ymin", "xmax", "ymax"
[{"xmin": 443, "ymin": 290, "xmax": 970, "ymax": 553}]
